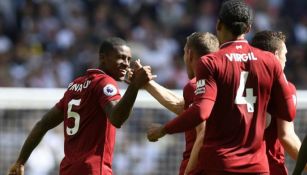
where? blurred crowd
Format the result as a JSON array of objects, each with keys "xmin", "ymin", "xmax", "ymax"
[{"xmin": 0, "ymin": 0, "xmax": 307, "ymax": 89}]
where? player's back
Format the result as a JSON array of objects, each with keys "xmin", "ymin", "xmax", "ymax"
[
  {"xmin": 199, "ymin": 40, "xmax": 292, "ymax": 172},
  {"xmin": 56, "ymin": 69, "xmax": 121, "ymax": 174}
]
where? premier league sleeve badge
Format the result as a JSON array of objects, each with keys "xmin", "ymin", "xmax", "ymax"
[{"xmin": 103, "ymin": 84, "xmax": 118, "ymax": 96}]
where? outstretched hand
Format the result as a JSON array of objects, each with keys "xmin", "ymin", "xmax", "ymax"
[
  {"xmin": 127, "ymin": 59, "xmax": 157, "ymax": 88},
  {"xmin": 147, "ymin": 123, "xmax": 166, "ymax": 142},
  {"xmin": 7, "ymin": 163, "xmax": 24, "ymax": 175}
]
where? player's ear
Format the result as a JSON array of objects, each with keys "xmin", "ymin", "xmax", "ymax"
[
  {"xmin": 274, "ymin": 50, "xmax": 279, "ymax": 57},
  {"xmin": 99, "ymin": 53, "xmax": 106, "ymax": 65},
  {"xmin": 188, "ymin": 49, "xmax": 194, "ymax": 63},
  {"xmin": 245, "ymin": 24, "xmax": 251, "ymax": 33}
]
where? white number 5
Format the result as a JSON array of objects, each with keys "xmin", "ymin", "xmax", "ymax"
[
  {"xmin": 66, "ymin": 99, "xmax": 81, "ymax": 135},
  {"xmin": 235, "ymin": 71, "xmax": 257, "ymax": 112}
]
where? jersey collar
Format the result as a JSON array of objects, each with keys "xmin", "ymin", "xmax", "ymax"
[
  {"xmin": 86, "ymin": 69, "xmax": 106, "ymax": 75},
  {"xmin": 219, "ymin": 40, "xmax": 248, "ymax": 49}
]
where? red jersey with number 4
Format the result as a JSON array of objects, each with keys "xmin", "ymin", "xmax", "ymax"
[
  {"xmin": 264, "ymin": 82, "xmax": 297, "ymax": 175},
  {"xmin": 164, "ymin": 40, "xmax": 295, "ymax": 174},
  {"xmin": 179, "ymin": 78, "xmax": 197, "ymax": 175},
  {"xmin": 56, "ymin": 69, "xmax": 121, "ymax": 175},
  {"xmin": 194, "ymin": 40, "xmax": 294, "ymax": 173}
]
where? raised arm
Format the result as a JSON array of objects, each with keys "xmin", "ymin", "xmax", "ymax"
[
  {"xmin": 184, "ymin": 121, "xmax": 206, "ymax": 175},
  {"xmin": 144, "ymin": 80, "xmax": 184, "ymax": 115},
  {"xmin": 104, "ymin": 66, "xmax": 154, "ymax": 128},
  {"xmin": 132, "ymin": 59, "xmax": 184, "ymax": 114},
  {"xmin": 8, "ymin": 106, "xmax": 64, "ymax": 175}
]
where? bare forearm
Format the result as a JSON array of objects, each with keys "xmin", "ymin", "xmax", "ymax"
[
  {"xmin": 280, "ymin": 133, "xmax": 307, "ymax": 173},
  {"xmin": 110, "ymin": 84, "xmax": 139, "ymax": 128},
  {"xmin": 277, "ymin": 120, "xmax": 301, "ymax": 161},
  {"xmin": 145, "ymin": 80, "xmax": 184, "ymax": 114},
  {"xmin": 16, "ymin": 122, "xmax": 48, "ymax": 164},
  {"xmin": 280, "ymin": 133, "xmax": 301, "ymax": 160}
]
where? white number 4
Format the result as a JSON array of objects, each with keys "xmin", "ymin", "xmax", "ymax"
[
  {"xmin": 235, "ymin": 71, "xmax": 257, "ymax": 112},
  {"xmin": 66, "ymin": 99, "xmax": 81, "ymax": 135}
]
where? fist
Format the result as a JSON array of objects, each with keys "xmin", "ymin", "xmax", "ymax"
[
  {"xmin": 7, "ymin": 163, "xmax": 24, "ymax": 175},
  {"xmin": 147, "ymin": 123, "xmax": 166, "ymax": 142}
]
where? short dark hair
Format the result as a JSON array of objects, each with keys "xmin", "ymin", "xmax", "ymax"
[
  {"xmin": 219, "ymin": 0, "xmax": 253, "ymax": 35},
  {"xmin": 186, "ymin": 32, "xmax": 219, "ymax": 56},
  {"xmin": 251, "ymin": 30, "xmax": 286, "ymax": 53},
  {"xmin": 99, "ymin": 37, "xmax": 127, "ymax": 55}
]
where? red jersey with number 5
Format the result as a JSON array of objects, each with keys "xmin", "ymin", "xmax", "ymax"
[
  {"xmin": 193, "ymin": 40, "xmax": 294, "ymax": 173},
  {"xmin": 56, "ymin": 69, "xmax": 121, "ymax": 175}
]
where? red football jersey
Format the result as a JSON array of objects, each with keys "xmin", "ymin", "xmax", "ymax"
[
  {"xmin": 179, "ymin": 78, "xmax": 197, "ymax": 175},
  {"xmin": 56, "ymin": 69, "xmax": 121, "ymax": 175},
  {"xmin": 165, "ymin": 40, "xmax": 295, "ymax": 173},
  {"xmin": 265, "ymin": 82, "xmax": 297, "ymax": 175}
]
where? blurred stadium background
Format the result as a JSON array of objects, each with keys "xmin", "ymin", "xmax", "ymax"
[{"xmin": 0, "ymin": 0, "xmax": 307, "ymax": 174}]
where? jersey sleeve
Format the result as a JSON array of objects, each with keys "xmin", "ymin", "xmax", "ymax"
[
  {"xmin": 97, "ymin": 76, "xmax": 121, "ymax": 108},
  {"xmin": 164, "ymin": 56, "xmax": 217, "ymax": 134},
  {"xmin": 194, "ymin": 55, "xmax": 218, "ymax": 102},
  {"xmin": 288, "ymin": 82, "xmax": 297, "ymax": 107},
  {"xmin": 269, "ymin": 61, "xmax": 296, "ymax": 121},
  {"xmin": 55, "ymin": 92, "xmax": 66, "ymax": 111}
]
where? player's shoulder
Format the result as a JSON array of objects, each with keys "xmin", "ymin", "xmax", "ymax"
[
  {"xmin": 184, "ymin": 77, "xmax": 197, "ymax": 91},
  {"xmin": 200, "ymin": 51, "xmax": 219, "ymax": 60},
  {"xmin": 96, "ymin": 73, "xmax": 117, "ymax": 84},
  {"xmin": 199, "ymin": 52, "xmax": 219, "ymax": 69},
  {"xmin": 95, "ymin": 75, "xmax": 119, "ymax": 97},
  {"xmin": 288, "ymin": 81, "xmax": 296, "ymax": 92}
]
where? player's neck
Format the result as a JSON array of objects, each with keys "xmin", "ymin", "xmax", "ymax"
[{"xmin": 219, "ymin": 33, "xmax": 246, "ymax": 45}]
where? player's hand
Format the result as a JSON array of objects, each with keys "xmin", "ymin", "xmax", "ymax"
[
  {"xmin": 125, "ymin": 59, "xmax": 143, "ymax": 84},
  {"xmin": 130, "ymin": 59, "xmax": 143, "ymax": 70},
  {"xmin": 7, "ymin": 163, "xmax": 24, "ymax": 175},
  {"xmin": 124, "ymin": 68, "xmax": 133, "ymax": 84},
  {"xmin": 147, "ymin": 123, "xmax": 166, "ymax": 142},
  {"xmin": 131, "ymin": 66, "xmax": 156, "ymax": 88},
  {"xmin": 129, "ymin": 59, "xmax": 157, "ymax": 88}
]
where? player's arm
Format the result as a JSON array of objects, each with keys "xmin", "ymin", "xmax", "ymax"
[
  {"xmin": 270, "ymin": 71, "xmax": 296, "ymax": 121},
  {"xmin": 147, "ymin": 56, "xmax": 216, "ymax": 141},
  {"xmin": 132, "ymin": 59, "xmax": 184, "ymax": 114},
  {"xmin": 293, "ymin": 135, "xmax": 307, "ymax": 174},
  {"xmin": 104, "ymin": 66, "xmax": 154, "ymax": 128},
  {"xmin": 184, "ymin": 121, "xmax": 206, "ymax": 175},
  {"xmin": 277, "ymin": 119, "xmax": 301, "ymax": 160},
  {"xmin": 144, "ymin": 80, "xmax": 184, "ymax": 115},
  {"xmin": 147, "ymin": 100, "xmax": 213, "ymax": 141},
  {"xmin": 8, "ymin": 106, "xmax": 63, "ymax": 175}
]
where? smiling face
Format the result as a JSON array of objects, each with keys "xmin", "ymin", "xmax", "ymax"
[{"xmin": 101, "ymin": 45, "xmax": 132, "ymax": 81}]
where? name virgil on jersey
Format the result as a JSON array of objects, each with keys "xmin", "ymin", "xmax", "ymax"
[{"xmin": 225, "ymin": 52, "xmax": 257, "ymax": 62}]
